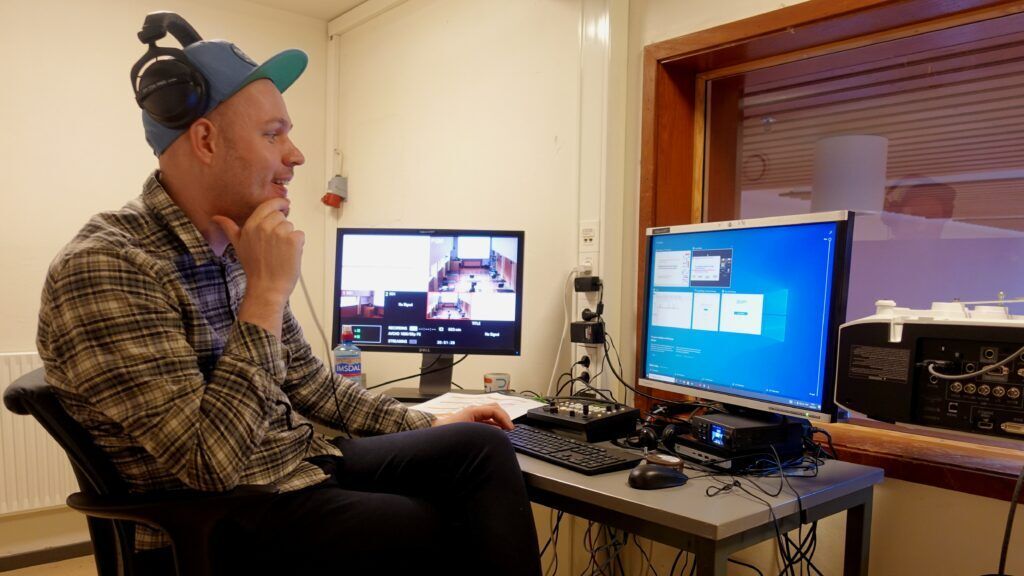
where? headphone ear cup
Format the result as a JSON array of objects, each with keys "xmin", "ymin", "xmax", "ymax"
[
  {"xmin": 638, "ymin": 426, "xmax": 659, "ymax": 450},
  {"xmin": 136, "ymin": 58, "xmax": 208, "ymax": 129},
  {"xmin": 661, "ymin": 424, "xmax": 679, "ymax": 451},
  {"xmin": 625, "ymin": 426, "xmax": 659, "ymax": 450}
]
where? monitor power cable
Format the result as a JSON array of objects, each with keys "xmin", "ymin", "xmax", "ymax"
[{"xmin": 365, "ymin": 354, "xmax": 469, "ymax": 391}]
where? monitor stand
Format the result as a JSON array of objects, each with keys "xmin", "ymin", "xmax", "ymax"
[{"xmin": 385, "ymin": 353, "xmax": 454, "ymax": 402}]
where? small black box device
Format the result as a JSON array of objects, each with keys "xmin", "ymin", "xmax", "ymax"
[
  {"xmin": 574, "ymin": 276, "xmax": 602, "ymax": 293},
  {"xmin": 690, "ymin": 413, "xmax": 804, "ymax": 453},
  {"xmin": 571, "ymin": 321, "xmax": 606, "ymax": 344},
  {"xmin": 524, "ymin": 400, "xmax": 639, "ymax": 443}
]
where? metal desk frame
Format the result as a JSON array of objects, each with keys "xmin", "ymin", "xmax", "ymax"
[{"xmin": 518, "ymin": 455, "xmax": 881, "ymax": 576}]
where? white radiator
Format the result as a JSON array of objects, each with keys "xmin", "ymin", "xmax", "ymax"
[{"xmin": 0, "ymin": 353, "xmax": 78, "ymax": 515}]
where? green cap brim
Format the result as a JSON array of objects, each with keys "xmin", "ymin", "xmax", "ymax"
[{"xmin": 237, "ymin": 48, "xmax": 308, "ymax": 97}]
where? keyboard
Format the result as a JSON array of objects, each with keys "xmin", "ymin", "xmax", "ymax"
[{"xmin": 508, "ymin": 424, "xmax": 643, "ymax": 475}]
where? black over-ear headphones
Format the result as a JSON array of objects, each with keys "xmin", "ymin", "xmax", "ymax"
[
  {"xmin": 130, "ymin": 12, "xmax": 208, "ymax": 129},
  {"xmin": 625, "ymin": 406, "xmax": 691, "ymax": 451}
]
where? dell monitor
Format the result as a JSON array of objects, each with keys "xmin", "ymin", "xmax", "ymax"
[
  {"xmin": 638, "ymin": 211, "xmax": 854, "ymax": 423},
  {"xmin": 332, "ymin": 228, "xmax": 524, "ymax": 401}
]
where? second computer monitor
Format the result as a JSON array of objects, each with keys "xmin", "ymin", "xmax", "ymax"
[
  {"xmin": 332, "ymin": 228, "xmax": 524, "ymax": 399},
  {"xmin": 638, "ymin": 211, "xmax": 854, "ymax": 422}
]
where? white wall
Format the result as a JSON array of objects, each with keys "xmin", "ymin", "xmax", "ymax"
[
  {"xmin": 626, "ymin": 2, "xmax": 1024, "ymax": 575},
  {"xmin": 328, "ymin": 0, "xmax": 582, "ymax": 390},
  {"xmin": 0, "ymin": 0, "xmax": 328, "ymax": 354},
  {"xmin": 0, "ymin": 0, "xmax": 327, "ymax": 558}
]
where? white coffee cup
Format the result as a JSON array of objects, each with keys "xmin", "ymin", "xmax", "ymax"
[{"xmin": 483, "ymin": 372, "xmax": 511, "ymax": 392}]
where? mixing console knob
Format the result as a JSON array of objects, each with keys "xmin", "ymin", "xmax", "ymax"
[
  {"xmin": 950, "ymin": 382, "xmax": 963, "ymax": 393},
  {"xmin": 979, "ymin": 384, "xmax": 991, "ymax": 396},
  {"xmin": 1009, "ymin": 388, "xmax": 1022, "ymax": 400},
  {"xmin": 994, "ymin": 386, "xmax": 1006, "ymax": 398},
  {"xmin": 965, "ymin": 383, "xmax": 977, "ymax": 394}
]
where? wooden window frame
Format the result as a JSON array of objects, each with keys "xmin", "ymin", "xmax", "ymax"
[{"xmin": 636, "ymin": 0, "xmax": 1024, "ymax": 500}]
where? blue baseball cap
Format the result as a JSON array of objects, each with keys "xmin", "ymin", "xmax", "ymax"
[{"xmin": 143, "ymin": 40, "xmax": 307, "ymax": 156}]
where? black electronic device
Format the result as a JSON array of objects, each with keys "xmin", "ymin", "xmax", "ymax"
[
  {"xmin": 670, "ymin": 432, "xmax": 803, "ymax": 471},
  {"xmin": 507, "ymin": 424, "xmax": 643, "ymax": 475},
  {"xmin": 523, "ymin": 399, "xmax": 639, "ymax": 443},
  {"xmin": 570, "ymin": 320, "xmax": 606, "ymax": 345},
  {"xmin": 130, "ymin": 12, "xmax": 209, "ymax": 129},
  {"xmin": 574, "ymin": 276, "xmax": 602, "ymax": 293},
  {"xmin": 835, "ymin": 299, "xmax": 1024, "ymax": 441},
  {"xmin": 332, "ymin": 228, "xmax": 524, "ymax": 401},
  {"xmin": 690, "ymin": 413, "xmax": 804, "ymax": 453}
]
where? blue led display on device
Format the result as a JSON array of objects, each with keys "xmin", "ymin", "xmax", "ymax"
[
  {"xmin": 641, "ymin": 213, "xmax": 852, "ymax": 422},
  {"xmin": 710, "ymin": 425, "xmax": 725, "ymax": 447}
]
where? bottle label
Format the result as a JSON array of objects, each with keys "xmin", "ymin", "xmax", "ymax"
[{"xmin": 335, "ymin": 360, "xmax": 362, "ymax": 378}]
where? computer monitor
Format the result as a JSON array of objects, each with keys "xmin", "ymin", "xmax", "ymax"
[
  {"xmin": 638, "ymin": 211, "xmax": 854, "ymax": 423},
  {"xmin": 331, "ymin": 228, "xmax": 524, "ymax": 400}
]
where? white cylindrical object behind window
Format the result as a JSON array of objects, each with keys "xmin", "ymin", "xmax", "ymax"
[{"xmin": 811, "ymin": 135, "xmax": 888, "ymax": 213}]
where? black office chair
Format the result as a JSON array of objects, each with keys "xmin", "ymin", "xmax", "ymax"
[{"xmin": 2, "ymin": 368, "xmax": 277, "ymax": 576}]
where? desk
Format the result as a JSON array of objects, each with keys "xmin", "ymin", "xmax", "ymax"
[{"xmin": 517, "ymin": 454, "xmax": 883, "ymax": 576}]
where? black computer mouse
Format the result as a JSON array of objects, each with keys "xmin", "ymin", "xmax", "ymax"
[{"xmin": 627, "ymin": 463, "xmax": 688, "ymax": 490}]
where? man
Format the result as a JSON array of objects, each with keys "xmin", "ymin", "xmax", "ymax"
[{"xmin": 37, "ymin": 14, "xmax": 541, "ymax": 575}]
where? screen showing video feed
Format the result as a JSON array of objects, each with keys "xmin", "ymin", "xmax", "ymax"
[{"xmin": 332, "ymin": 229, "xmax": 524, "ymax": 355}]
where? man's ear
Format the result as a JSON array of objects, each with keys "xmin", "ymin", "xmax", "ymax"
[{"xmin": 188, "ymin": 118, "xmax": 217, "ymax": 165}]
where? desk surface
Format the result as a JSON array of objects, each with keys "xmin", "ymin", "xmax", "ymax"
[{"xmin": 518, "ymin": 454, "xmax": 883, "ymax": 541}]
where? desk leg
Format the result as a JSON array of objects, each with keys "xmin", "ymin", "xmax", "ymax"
[
  {"xmin": 843, "ymin": 491, "xmax": 873, "ymax": 576},
  {"xmin": 693, "ymin": 539, "xmax": 728, "ymax": 576}
]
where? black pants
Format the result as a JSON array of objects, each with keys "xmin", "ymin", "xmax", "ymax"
[{"xmin": 139, "ymin": 422, "xmax": 541, "ymax": 575}]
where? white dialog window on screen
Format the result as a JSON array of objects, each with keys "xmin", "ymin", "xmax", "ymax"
[
  {"xmin": 719, "ymin": 293, "xmax": 764, "ymax": 335},
  {"xmin": 692, "ymin": 293, "xmax": 721, "ymax": 332},
  {"xmin": 690, "ymin": 255, "xmax": 721, "ymax": 283},
  {"xmin": 653, "ymin": 251, "xmax": 692, "ymax": 287},
  {"xmin": 651, "ymin": 292, "xmax": 694, "ymax": 329}
]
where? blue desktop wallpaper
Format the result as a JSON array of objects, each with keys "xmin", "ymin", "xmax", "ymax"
[{"xmin": 644, "ymin": 221, "xmax": 839, "ymax": 411}]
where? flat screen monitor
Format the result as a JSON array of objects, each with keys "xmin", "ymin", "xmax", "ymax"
[
  {"xmin": 332, "ymin": 228, "xmax": 524, "ymax": 400},
  {"xmin": 638, "ymin": 211, "xmax": 854, "ymax": 423}
]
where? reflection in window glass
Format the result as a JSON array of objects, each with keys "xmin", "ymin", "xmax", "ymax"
[{"xmin": 708, "ymin": 13, "xmax": 1024, "ymax": 319}]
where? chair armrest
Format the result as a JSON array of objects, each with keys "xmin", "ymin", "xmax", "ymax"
[
  {"xmin": 68, "ymin": 485, "xmax": 278, "ymax": 576},
  {"xmin": 67, "ymin": 484, "xmax": 278, "ymax": 533}
]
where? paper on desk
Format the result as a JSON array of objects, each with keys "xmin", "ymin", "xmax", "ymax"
[{"xmin": 411, "ymin": 392, "xmax": 545, "ymax": 421}]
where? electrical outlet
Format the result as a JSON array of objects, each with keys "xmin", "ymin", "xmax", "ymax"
[
  {"xmin": 579, "ymin": 254, "xmax": 597, "ymax": 276},
  {"xmin": 579, "ymin": 220, "xmax": 599, "ymax": 253}
]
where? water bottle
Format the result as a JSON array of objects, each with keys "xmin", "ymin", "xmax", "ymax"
[{"xmin": 333, "ymin": 325, "xmax": 363, "ymax": 385}]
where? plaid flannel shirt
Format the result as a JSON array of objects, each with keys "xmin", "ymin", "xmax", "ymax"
[{"xmin": 37, "ymin": 172, "xmax": 434, "ymax": 549}]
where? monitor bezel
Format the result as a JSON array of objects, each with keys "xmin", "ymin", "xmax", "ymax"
[
  {"xmin": 637, "ymin": 210, "xmax": 854, "ymax": 423},
  {"xmin": 331, "ymin": 227, "xmax": 525, "ymax": 356}
]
